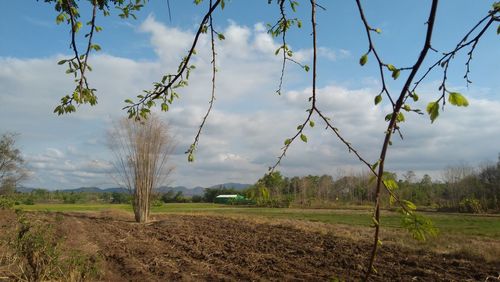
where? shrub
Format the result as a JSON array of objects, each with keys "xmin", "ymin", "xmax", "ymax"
[
  {"xmin": 458, "ymin": 198, "xmax": 483, "ymax": 213},
  {"xmin": 0, "ymin": 196, "xmax": 14, "ymax": 210},
  {"xmin": 191, "ymin": 195, "xmax": 203, "ymax": 203},
  {"xmin": 23, "ymin": 196, "xmax": 35, "ymax": 205},
  {"xmin": 151, "ymin": 199, "xmax": 163, "ymax": 207}
]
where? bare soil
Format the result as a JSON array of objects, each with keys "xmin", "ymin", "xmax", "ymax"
[{"xmin": 1, "ymin": 210, "xmax": 499, "ymax": 281}]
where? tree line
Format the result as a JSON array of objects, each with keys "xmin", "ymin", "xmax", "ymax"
[
  {"xmin": 243, "ymin": 156, "xmax": 500, "ymax": 213},
  {"xmin": 2, "ymin": 154, "xmax": 499, "ymax": 214}
]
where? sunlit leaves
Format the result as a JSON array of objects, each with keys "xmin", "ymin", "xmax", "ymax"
[
  {"xmin": 400, "ymin": 213, "xmax": 438, "ymax": 241},
  {"xmin": 387, "ymin": 64, "xmax": 396, "ymax": 71},
  {"xmin": 426, "ymin": 101, "xmax": 439, "ymax": 123},
  {"xmin": 359, "ymin": 54, "xmax": 368, "ymax": 66},
  {"xmin": 448, "ymin": 92, "xmax": 469, "ymax": 107},
  {"xmin": 90, "ymin": 44, "xmax": 101, "ymax": 51},
  {"xmin": 411, "ymin": 92, "xmax": 419, "ymax": 102},
  {"xmin": 290, "ymin": 0, "xmax": 299, "ymax": 12},
  {"xmin": 493, "ymin": 2, "xmax": 500, "ymax": 11},
  {"xmin": 391, "ymin": 69, "xmax": 400, "ymax": 80}
]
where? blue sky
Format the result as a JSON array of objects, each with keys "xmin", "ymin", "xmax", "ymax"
[{"xmin": 0, "ymin": 1, "xmax": 499, "ymax": 189}]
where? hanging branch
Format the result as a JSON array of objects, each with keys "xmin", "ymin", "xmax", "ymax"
[
  {"xmin": 268, "ymin": 0, "xmax": 308, "ymax": 95},
  {"xmin": 123, "ymin": 0, "xmax": 222, "ymax": 120},
  {"xmin": 186, "ymin": 0, "xmax": 219, "ymax": 162},
  {"xmin": 361, "ymin": 0, "xmax": 439, "ymax": 279},
  {"xmin": 54, "ymin": 0, "xmax": 99, "ymax": 115},
  {"xmin": 271, "ymin": 1, "xmax": 411, "ymax": 218},
  {"xmin": 410, "ymin": 6, "xmax": 499, "ymax": 113},
  {"xmin": 51, "ymin": 0, "xmax": 148, "ymax": 115}
]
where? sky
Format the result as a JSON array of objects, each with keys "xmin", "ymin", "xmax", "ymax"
[{"xmin": 0, "ymin": 1, "xmax": 499, "ymax": 190}]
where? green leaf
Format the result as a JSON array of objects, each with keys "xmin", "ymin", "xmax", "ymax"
[
  {"xmin": 383, "ymin": 179, "xmax": 398, "ymax": 191},
  {"xmin": 392, "ymin": 69, "xmax": 401, "ymax": 80},
  {"xmin": 300, "ymin": 134, "xmax": 307, "ymax": 143},
  {"xmin": 56, "ymin": 13, "xmax": 65, "ymax": 24},
  {"xmin": 303, "ymin": 65, "xmax": 310, "ymax": 72},
  {"xmin": 359, "ymin": 54, "xmax": 368, "ymax": 66},
  {"xmin": 396, "ymin": 112, "xmax": 405, "ymax": 122},
  {"xmin": 188, "ymin": 153, "xmax": 194, "ymax": 162},
  {"xmin": 426, "ymin": 102, "xmax": 439, "ymax": 123},
  {"xmin": 296, "ymin": 125, "xmax": 303, "ymax": 130},
  {"xmin": 124, "ymin": 99, "xmax": 133, "ymax": 104},
  {"xmin": 375, "ymin": 28, "xmax": 382, "ymax": 34},
  {"xmin": 374, "ymin": 94, "xmax": 382, "ymax": 105},
  {"xmin": 387, "ymin": 64, "xmax": 396, "ymax": 71},
  {"xmin": 161, "ymin": 103, "xmax": 169, "ymax": 111},
  {"xmin": 448, "ymin": 92, "xmax": 469, "ymax": 107},
  {"xmin": 309, "ymin": 120, "xmax": 315, "ymax": 128},
  {"xmin": 284, "ymin": 138, "xmax": 292, "ymax": 146},
  {"xmin": 402, "ymin": 200, "xmax": 417, "ymax": 211},
  {"xmin": 57, "ymin": 59, "xmax": 67, "ymax": 65},
  {"xmin": 497, "ymin": 24, "xmax": 500, "ymax": 35},
  {"xmin": 217, "ymin": 33, "xmax": 225, "ymax": 40},
  {"xmin": 412, "ymin": 92, "xmax": 419, "ymax": 102},
  {"xmin": 91, "ymin": 44, "xmax": 101, "ymax": 51},
  {"xmin": 74, "ymin": 21, "xmax": 82, "ymax": 32}
]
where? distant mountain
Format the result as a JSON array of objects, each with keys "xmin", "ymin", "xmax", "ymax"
[
  {"xmin": 15, "ymin": 183, "xmax": 251, "ymax": 195},
  {"xmin": 209, "ymin": 183, "xmax": 251, "ymax": 190},
  {"xmin": 155, "ymin": 183, "xmax": 250, "ymax": 196},
  {"xmin": 104, "ymin": 187, "xmax": 129, "ymax": 194},
  {"xmin": 156, "ymin": 186, "xmax": 204, "ymax": 196},
  {"xmin": 66, "ymin": 187, "xmax": 103, "ymax": 193},
  {"xmin": 16, "ymin": 186, "xmax": 35, "ymax": 193}
]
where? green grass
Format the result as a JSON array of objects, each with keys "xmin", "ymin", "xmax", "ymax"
[
  {"xmin": 15, "ymin": 203, "xmax": 500, "ymax": 238},
  {"xmin": 17, "ymin": 203, "xmax": 132, "ymax": 212}
]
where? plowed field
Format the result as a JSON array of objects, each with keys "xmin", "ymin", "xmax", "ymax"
[{"xmin": 1, "ymin": 210, "xmax": 498, "ymax": 281}]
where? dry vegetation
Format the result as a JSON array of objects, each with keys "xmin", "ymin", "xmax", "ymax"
[{"xmin": 1, "ymin": 209, "xmax": 498, "ymax": 281}]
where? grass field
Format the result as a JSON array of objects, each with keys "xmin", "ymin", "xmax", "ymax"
[{"xmin": 16, "ymin": 203, "xmax": 500, "ymax": 238}]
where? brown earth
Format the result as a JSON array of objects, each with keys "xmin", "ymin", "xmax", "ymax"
[{"xmin": 1, "ymin": 210, "xmax": 499, "ymax": 281}]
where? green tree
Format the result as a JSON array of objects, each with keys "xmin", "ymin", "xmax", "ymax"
[{"xmin": 0, "ymin": 133, "xmax": 28, "ymax": 195}]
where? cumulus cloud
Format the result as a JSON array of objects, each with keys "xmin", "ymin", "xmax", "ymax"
[{"xmin": 1, "ymin": 16, "xmax": 499, "ymax": 189}]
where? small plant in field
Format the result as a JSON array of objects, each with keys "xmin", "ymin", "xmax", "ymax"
[
  {"xmin": 0, "ymin": 196, "xmax": 14, "ymax": 210},
  {"xmin": 10, "ymin": 210, "xmax": 61, "ymax": 281},
  {"xmin": 3, "ymin": 210, "xmax": 101, "ymax": 281},
  {"xmin": 63, "ymin": 251, "xmax": 102, "ymax": 282}
]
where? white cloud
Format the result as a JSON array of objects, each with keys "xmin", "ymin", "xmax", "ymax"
[{"xmin": 1, "ymin": 17, "xmax": 499, "ymax": 189}]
